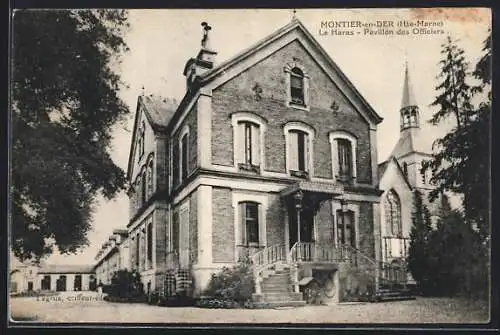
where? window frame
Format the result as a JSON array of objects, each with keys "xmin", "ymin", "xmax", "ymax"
[
  {"xmin": 239, "ymin": 201, "xmax": 260, "ymax": 246},
  {"xmin": 329, "ymin": 131, "xmax": 358, "ymax": 182},
  {"xmin": 384, "ymin": 189, "xmax": 402, "ymax": 237},
  {"xmin": 284, "ymin": 62, "xmax": 310, "ymax": 111},
  {"xmin": 284, "ymin": 122, "xmax": 315, "ymax": 178},
  {"xmin": 179, "ymin": 125, "xmax": 190, "ymax": 183},
  {"xmin": 231, "ymin": 112, "xmax": 267, "ymax": 173}
]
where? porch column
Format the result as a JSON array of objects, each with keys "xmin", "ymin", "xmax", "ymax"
[
  {"xmin": 284, "ymin": 203, "xmax": 290, "ymax": 263},
  {"xmin": 293, "ymin": 191, "xmax": 303, "ymax": 260}
]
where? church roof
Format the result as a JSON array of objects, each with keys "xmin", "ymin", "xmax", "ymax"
[
  {"xmin": 378, "ymin": 156, "xmax": 413, "ymax": 191},
  {"xmin": 389, "ymin": 127, "xmax": 436, "ymax": 159},
  {"xmin": 401, "ymin": 62, "xmax": 417, "ymax": 109}
]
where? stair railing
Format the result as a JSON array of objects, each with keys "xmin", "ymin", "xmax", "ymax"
[{"xmin": 251, "ymin": 244, "xmax": 287, "ymax": 295}]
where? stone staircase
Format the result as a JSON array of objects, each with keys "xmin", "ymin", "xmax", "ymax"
[{"xmin": 252, "ymin": 264, "xmax": 306, "ymax": 308}]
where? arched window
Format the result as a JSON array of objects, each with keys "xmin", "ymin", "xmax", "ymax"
[
  {"xmin": 147, "ymin": 158, "xmax": 154, "ymax": 197},
  {"xmin": 231, "ymin": 112, "xmax": 267, "ymax": 172},
  {"xmin": 239, "ymin": 201, "xmax": 260, "ymax": 246},
  {"xmin": 284, "ymin": 122, "xmax": 315, "ymax": 178},
  {"xmin": 290, "ymin": 68, "xmax": 305, "ymax": 105},
  {"xmin": 141, "ymin": 170, "xmax": 146, "ymax": 205},
  {"xmin": 384, "ymin": 190, "xmax": 402, "ymax": 236}
]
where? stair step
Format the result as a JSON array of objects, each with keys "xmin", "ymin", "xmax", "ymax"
[
  {"xmin": 252, "ymin": 300, "xmax": 306, "ymax": 308},
  {"xmin": 261, "ymin": 292, "xmax": 303, "ymax": 302}
]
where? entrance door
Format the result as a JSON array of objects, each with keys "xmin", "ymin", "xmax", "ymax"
[
  {"xmin": 289, "ymin": 205, "xmax": 315, "ymax": 247},
  {"xmin": 336, "ymin": 210, "xmax": 355, "ymax": 248},
  {"xmin": 28, "ymin": 281, "xmax": 33, "ymax": 291}
]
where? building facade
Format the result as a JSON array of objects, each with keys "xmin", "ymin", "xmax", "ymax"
[
  {"xmin": 126, "ymin": 18, "xmax": 412, "ymax": 304},
  {"xmin": 37, "ymin": 265, "xmax": 94, "ymax": 292},
  {"xmin": 94, "ymin": 229, "xmax": 130, "ymax": 286}
]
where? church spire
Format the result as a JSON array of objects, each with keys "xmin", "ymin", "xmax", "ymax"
[{"xmin": 400, "ymin": 60, "xmax": 420, "ymax": 131}]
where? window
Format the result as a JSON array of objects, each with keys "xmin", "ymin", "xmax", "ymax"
[
  {"xmin": 337, "ymin": 139, "xmax": 353, "ymax": 180},
  {"xmin": 329, "ymin": 132, "xmax": 357, "ymax": 182},
  {"xmin": 138, "ymin": 122, "xmax": 145, "ymax": 159},
  {"xmin": 147, "ymin": 222, "xmax": 153, "ymax": 267},
  {"xmin": 172, "ymin": 212, "xmax": 179, "ymax": 252},
  {"xmin": 240, "ymin": 202, "xmax": 260, "ymax": 245},
  {"xmin": 232, "ymin": 112, "xmax": 267, "ymax": 173},
  {"xmin": 141, "ymin": 170, "xmax": 146, "ymax": 205},
  {"xmin": 290, "ymin": 68, "xmax": 305, "ymax": 105},
  {"xmin": 284, "ymin": 63, "xmax": 309, "ymax": 110},
  {"xmin": 403, "ymin": 162, "xmax": 408, "ymax": 177},
  {"xmin": 385, "ymin": 190, "xmax": 402, "ymax": 237},
  {"xmin": 147, "ymin": 159, "xmax": 153, "ymax": 197},
  {"xmin": 179, "ymin": 128, "xmax": 189, "ymax": 182},
  {"xmin": 289, "ymin": 130, "xmax": 309, "ymax": 177}
]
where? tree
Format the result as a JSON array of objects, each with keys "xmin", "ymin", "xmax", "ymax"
[
  {"xmin": 11, "ymin": 10, "xmax": 130, "ymax": 261},
  {"xmin": 407, "ymin": 190, "xmax": 434, "ymax": 294},
  {"xmin": 422, "ymin": 33, "xmax": 491, "ymax": 240}
]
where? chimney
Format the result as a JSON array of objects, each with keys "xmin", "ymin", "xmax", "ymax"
[{"xmin": 183, "ymin": 22, "xmax": 218, "ymax": 92}]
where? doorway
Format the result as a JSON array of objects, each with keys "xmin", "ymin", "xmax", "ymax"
[
  {"xmin": 336, "ymin": 210, "xmax": 356, "ymax": 248},
  {"xmin": 28, "ymin": 281, "xmax": 33, "ymax": 291},
  {"xmin": 74, "ymin": 275, "xmax": 82, "ymax": 291},
  {"xmin": 289, "ymin": 205, "xmax": 315, "ymax": 248},
  {"xmin": 56, "ymin": 275, "xmax": 67, "ymax": 291}
]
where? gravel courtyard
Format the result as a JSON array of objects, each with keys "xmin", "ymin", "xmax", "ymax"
[{"xmin": 10, "ymin": 291, "xmax": 489, "ymax": 324}]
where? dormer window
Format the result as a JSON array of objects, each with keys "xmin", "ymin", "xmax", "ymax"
[{"xmin": 290, "ymin": 68, "xmax": 305, "ymax": 105}]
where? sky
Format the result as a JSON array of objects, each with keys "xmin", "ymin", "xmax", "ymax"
[{"xmin": 44, "ymin": 8, "xmax": 490, "ymax": 266}]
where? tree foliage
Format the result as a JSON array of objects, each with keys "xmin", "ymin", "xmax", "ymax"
[
  {"xmin": 11, "ymin": 9, "xmax": 130, "ymax": 261},
  {"xmin": 407, "ymin": 190, "xmax": 434, "ymax": 294},
  {"xmin": 422, "ymin": 32, "xmax": 491, "ymax": 240}
]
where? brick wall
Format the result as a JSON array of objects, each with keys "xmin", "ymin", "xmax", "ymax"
[
  {"xmin": 189, "ymin": 190, "xmax": 198, "ymax": 264},
  {"xmin": 211, "ymin": 40, "xmax": 372, "ymax": 183},
  {"xmin": 212, "ymin": 187, "xmax": 234, "ymax": 262},
  {"xmin": 357, "ymin": 201, "xmax": 375, "ymax": 259},
  {"xmin": 265, "ymin": 194, "xmax": 285, "ymax": 246}
]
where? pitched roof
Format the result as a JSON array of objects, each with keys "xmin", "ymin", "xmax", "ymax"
[
  {"xmin": 38, "ymin": 264, "xmax": 94, "ymax": 274},
  {"xmin": 401, "ymin": 62, "xmax": 417, "ymax": 109},
  {"xmin": 378, "ymin": 156, "xmax": 413, "ymax": 191},
  {"xmin": 126, "ymin": 94, "xmax": 178, "ymax": 180},
  {"xmin": 198, "ymin": 18, "xmax": 383, "ymax": 125},
  {"xmin": 389, "ymin": 127, "xmax": 436, "ymax": 159}
]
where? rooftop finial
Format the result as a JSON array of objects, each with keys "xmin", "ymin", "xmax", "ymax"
[
  {"xmin": 201, "ymin": 21, "xmax": 212, "ymax": 49},
  {"xmin": 292, "ymin": 9, "xmax": 297, "ymax": 19},
  {"xmin": 141, "ymin": 85, "xmax": 145, "ymax": 96}
]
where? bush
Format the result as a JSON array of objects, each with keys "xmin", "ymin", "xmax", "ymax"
[
  {"xmin": 108, "ymin": 269, "xmax": 144, "ymax": 299},
  {"xmin": 203, "ymin": 259, "xmax": 255, "ymax": 306}
]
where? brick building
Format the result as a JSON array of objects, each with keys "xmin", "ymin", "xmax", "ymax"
[
  {"xmin": 126, "ymin": 18, "xmax": 408, "ymax": 304},
  {"xmin": 94, "ymin": 229, "xmax": 130, "ymax": 287}
]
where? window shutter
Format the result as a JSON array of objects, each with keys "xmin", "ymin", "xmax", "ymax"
[
  {"xmin": 235, "ymin": 123, "xmax": 245, "ymax": 164},
  {"xmin": 251, "ymin": 124, "xmax": 260, "ymax": 166},
  {"xmin": 289, "ymin": 132, "xmax": 298, "ymax": 171}
]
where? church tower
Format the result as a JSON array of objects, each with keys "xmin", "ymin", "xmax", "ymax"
[{"xmin": 390, "ymin": 61, "xmax": 432, "ymax": 190}]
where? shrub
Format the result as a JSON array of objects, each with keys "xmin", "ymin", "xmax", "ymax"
[
  {"xmin": 108, "ymin": 269, "xmax": 144, "ymax": 299},
  {"xmin": 203, "ymin": 259, "xmax": 255, "ymax": 305}
]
